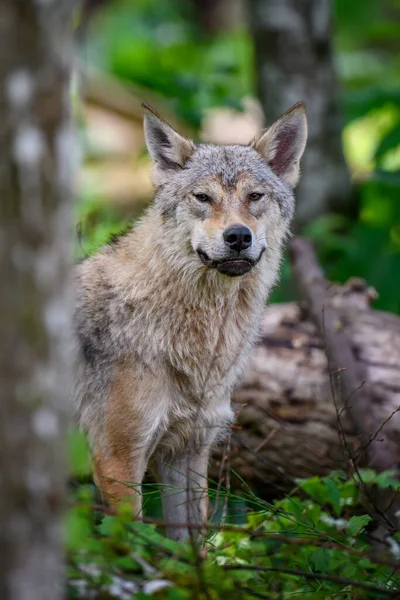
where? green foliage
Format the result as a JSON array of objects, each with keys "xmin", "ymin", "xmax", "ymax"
[
  {"xmin": 85, "ymin": 0, "xmax": 253, "ymax": 128},
  {"xmin": 324, "ymin": 0, "xmax": 400, "ymax": 314},
  {"xmin": 347, "ymin": 515, "xmax": 372, "ymax": 536},
  {"xmin": 66, "ymin": 469, "xmax": 400, "ymax": 599},
  {"xmin": 78, "ymin": 0, "xmax": 400, "ymax": 314},
  {"xmin": 303, "ymin": 173, "xmax": 400, "ymax": 314},
  {"xmin": 68, "ymin": 427, "xmax": 92, "ymax": 477},
  {"xmin": 74, "ymin": 193, "xmax": 133, "ymax": 259}
]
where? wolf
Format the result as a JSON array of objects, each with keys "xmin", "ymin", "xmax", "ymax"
[{"xmin": 72, "ymin": 102, "xmax": 307, "ymax": 541}]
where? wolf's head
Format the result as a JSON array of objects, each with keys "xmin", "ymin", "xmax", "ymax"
[{"xmin": 143, "ymin": 103, "xmax": 307, "ymax": 278}]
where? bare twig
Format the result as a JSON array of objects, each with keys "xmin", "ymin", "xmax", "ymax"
[
  {"xmin": 220, "ymin": 432, "xmax": 231, "ymax": 527},
  {"xmin": 72, "ymin": 502, "xmax": 400, "ymax": 570},
  {"xmin": 357, "ymin": 406, "xmax": 400, "ymax": 460},
  {"xmin": 223, "ymin": 564, "xmax": 398, "ymax": 597},
  {"xmin": 210, "ymin": 433, "xmax": 230, "ymax": 523},
  {"xmin": 289, "ymin": 237, "xmax": 400, "ymax": 535}
]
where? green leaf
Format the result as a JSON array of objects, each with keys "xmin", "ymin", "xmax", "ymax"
[
  {"xmin": 341, "ymin": 561, "xmax": 359, "ymax": 580},
  {"xmin": 299, "ymin": 476, "xmax": 329, "ymax": 505},
  {"xmin": 324, "ymin": 477, "xmax": 342, "ymax": 515},
  {"xmin": 98, "ymin": 515, "xmax": 119, "ymax": 536},
  {"xmin": 67, "ymin": 427, "xmax": 92, "ymax": 476},
  {"xmin": 376, "ymin": 470, "xmax": 400, "ymax": 489},
  {"xmin": 130, "ymin": 522, "xmax": 182, "ymax": 553},
  {"xmin": 375, "ymin": 122, "xmax": 400, "ymax": 161},
  {"xmin": 347, "ymin": 515, "xmax": 372, "ymax": 536},
  {"xmin": 115, "ymin": 555, "xmax": 139, "ymax": 571},
  {"xmin": 358, "ymin": 469, "xmax": 379, "ymax": 484},
  {"xmin": 310, "ymin": 548, "xmax": 331, "ymax": 573},
  {"xmin": 329, "ymin": 470, "xmax": 347, "ymax": 481},
  {"xmin": 65, "ymin": 507, "xmax": 92, "ymax": 550}
]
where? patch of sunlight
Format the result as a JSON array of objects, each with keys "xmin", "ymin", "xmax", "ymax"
[
  {"xmin": 381, "ymin": 145, "xmax": 400, "ymax": 171},
  {"xmin": 343, "ymin": 105, "xmax": 400, "ymax": 176}
]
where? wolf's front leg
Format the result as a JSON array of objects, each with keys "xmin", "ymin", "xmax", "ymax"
[
  {"xmin": 93, "ymin": 450, "xmax": 147, "ymax": 519},
  {"xmin": 154, "ymin": 451, "xmax": 210, "ymax": 542}
]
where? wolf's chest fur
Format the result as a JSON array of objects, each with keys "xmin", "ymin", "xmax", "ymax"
[
  {"xmin": 140, "ymin": 269, "xmax": 262, "ymax": 397},
  {"xmin": 122, "ymin": 259, "xmax": 263, "ymax": 458},
  {"xmin": 74, "ymin": 228, "xmax": 267, "ymax": 456}
]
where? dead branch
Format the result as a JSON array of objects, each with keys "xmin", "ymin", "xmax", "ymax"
[
  {"xmin": 222, "ymin": 565, "xmax": 397, "ymax": 597},
  {"xmin": 207, "ymin": 293, "xmax": 400, "ymax": 498},
  {"xmin": 289, "ymin": 237, "xmax": 400, "ymax": 535}
]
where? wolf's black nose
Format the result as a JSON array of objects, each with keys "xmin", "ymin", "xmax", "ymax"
[{"xmin": 223, "ymin": 224, "xmax": 253, "ymax": 253}]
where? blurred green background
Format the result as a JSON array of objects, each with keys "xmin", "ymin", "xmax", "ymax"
[{"xmin": 77, "ymin": 0, "xmax": 400, "ymax": 314}]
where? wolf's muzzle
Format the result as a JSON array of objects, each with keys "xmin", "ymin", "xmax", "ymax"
[{"xmin": 197, "ymin": 248, "xmax": 265, "ymax": 277}]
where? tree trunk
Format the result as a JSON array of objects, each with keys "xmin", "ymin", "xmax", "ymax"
[
  {"xmin": 210, "ymin": 282, "xmax": 400, "ymax": 496},
  {"xmin": 0, "ymin": 3, "xmax": 75, "ymax": 599},
  {"xmin": 247, "ymin": 0, "xmax": 352, "ymax": 228},
  {"xmin": 190, "ymin": 0, "xmax": 244, "ymax": 34}
]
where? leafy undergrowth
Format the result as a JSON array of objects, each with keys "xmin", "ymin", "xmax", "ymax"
[{"xmin": 66, "ymin": 469, "xmax": 400, "ymax": 599}]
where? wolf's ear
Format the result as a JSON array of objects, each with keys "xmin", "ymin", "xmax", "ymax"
[
  {"xmin": 252, "ymin": 103, "xmax": 307, "ymax": 188},
  {"xmin": 143, "ymin": 103, "xmax": 195, "ymax": 172}
]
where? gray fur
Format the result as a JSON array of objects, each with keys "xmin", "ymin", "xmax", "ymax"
[{"xmin": 71, "ymin": 103, "xmax": 307, "ymax": 541}]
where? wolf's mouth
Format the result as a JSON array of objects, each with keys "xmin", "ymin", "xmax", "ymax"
[{"xmin": 197, "ymin": 249, "xmax": 265, "ymax": 277}]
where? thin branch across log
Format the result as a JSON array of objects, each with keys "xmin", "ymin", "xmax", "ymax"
[
  {"xmin": 290, "ymin": 237, "xmax": 400, "ymax": 534},
  {"xmin": 211, "ymin": 259, "xmax": 400, "ymax": 501}
]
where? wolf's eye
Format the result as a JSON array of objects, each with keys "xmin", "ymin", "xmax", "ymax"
[
  {"xmin": 248, "ymin": 192, "xmax": 263, "ymax": 201},
  {"xmin": 194, "ymin": 193, "xmax": 211, "ymax": 203}
]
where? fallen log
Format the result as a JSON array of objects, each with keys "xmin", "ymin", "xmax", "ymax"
[
  {"xmin": 290, "ymin": 237, "xmax": 400, "ymax": 536},
  {"xmin": 210, "ymin": 247, "xmax": 400, "ymax": 504}
]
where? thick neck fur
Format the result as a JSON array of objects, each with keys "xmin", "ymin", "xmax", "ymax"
[{"xmin": 86, "ymin": 206, "xmax": 283, "ymax": 399}]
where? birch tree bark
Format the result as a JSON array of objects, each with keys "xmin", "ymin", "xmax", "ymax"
[
  {"xmin": 247, "ymin": 0, "xmax": 352, "ymax": 227},
  {"xmin": 0, "ymin": 2, "xmax": 76, "ymax": 599}
]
